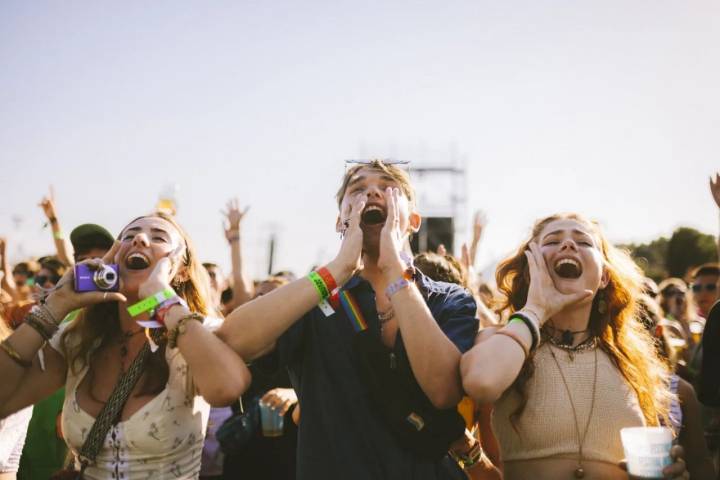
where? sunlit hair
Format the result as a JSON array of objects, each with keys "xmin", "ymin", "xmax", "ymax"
[
  {"xmin": 335, "ymin": 160, "xmax": 416, "ymax": 209},
  {"xmin": 0, "ymin": 318, "xmax": 11, "ymax": 341},
  {"xmin": 657, "ymin": 277, "xmax": 695, "ymax": 322},
  {"xmin": 495, "ymin": 212, "xmax": 672, "ymax": 428},
  {"xmin": 414, "ymin": 252, "xmax": 467, "ymax": 287},
  {"xmin": 59, "ymin": 212, "xmax": 214, "ymax": 395}
]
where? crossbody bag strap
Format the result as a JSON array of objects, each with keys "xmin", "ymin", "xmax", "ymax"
[{"xmin": 74, "ymin": 328, "xmax": 164, "ymax": 471}]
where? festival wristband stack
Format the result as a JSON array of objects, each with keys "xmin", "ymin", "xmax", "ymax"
[
  {"xmin": 127, "ymin": 288, "xmax": 177, "ymax": 317},
  {"xmin": 508, "ymin": 311, "xmax": 540, "ymax": 352},
  {"xmin": 152, "ymin": 296, "xmax": 189, "ymax": 326},
  {"xmin": 307, "ymin": 267, "xmax": 337, "ymax": 302}
]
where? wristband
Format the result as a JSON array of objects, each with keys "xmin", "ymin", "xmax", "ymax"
[
  {"xmin": 53, "ymin": 231, "xmax": 64, "ymax": 240},
  {"xmin": 508, "ymin": 313, "xmax": 540, "ymax": 352},
  {"xmin": 152, "ymin": 296, "xmax": 189, "ymax": 326},
  {"xmin": 127, "ymin": 288, "xmax": 176, "ymax": 317},
  {"xmin": 307, "ymin": 271, "xmax": 330, "ymax": 301},
  {"xmin": 385, "ymin": 277, "xmax": 411, "ymax": 300},
  {"xmin": 316, "ymin": 267, "xmax": 337, "ymax": 293}
]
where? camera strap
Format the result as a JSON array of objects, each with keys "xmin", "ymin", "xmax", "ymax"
[{"xmin": 69, "ymin": 328, "xmax": 164, "ymax": 472}]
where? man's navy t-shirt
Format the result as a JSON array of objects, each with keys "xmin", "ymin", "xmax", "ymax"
[{"xmin": 273, "ymin": 271, "xmax": 478, "ymax": 480}]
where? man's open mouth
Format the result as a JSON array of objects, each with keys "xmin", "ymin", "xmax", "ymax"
[
  {"xmin": 125, "ymin": 252, "xmax": 151, "ymax": 271},
  {"xmin": 361, "ymin": 205, "xmax": 386, "ymax": 225},
  {"xmin": 553, "ymin": 258, "xmax": 582, "ymax": 279}
]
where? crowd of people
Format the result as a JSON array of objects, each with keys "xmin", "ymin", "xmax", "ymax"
[{"xmin": 0, "ymin": 162, "xmax": 718, "ymax": 479}]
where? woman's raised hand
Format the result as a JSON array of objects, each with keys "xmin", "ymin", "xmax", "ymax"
[
  {"xmin": 523, "ymin": 242, "xmax": 593, "ymax": 325},
  {"xmin": 138, "ymin": 244, "xmax": 184, "ymax": 299},
  {"xmin": 44, "ymin": 241, "xmax": 126, "ymax": 321}
]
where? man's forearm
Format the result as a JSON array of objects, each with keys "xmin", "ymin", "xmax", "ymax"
[
  {"xmin": 218, "ymin": 260, "xmax": 351, "ymax": 360},
  {"xmin": 392, "ymin": 285, "xmax": 464, "ymax": 409}
]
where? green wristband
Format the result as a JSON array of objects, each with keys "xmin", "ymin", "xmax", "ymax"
[
  {"xmin": 307, "ymin": 271, "xmax": 330, "ymax": 301},
  {"xmin": 127, "ymin": 288, "xmax": 176, "ymax": 317}
]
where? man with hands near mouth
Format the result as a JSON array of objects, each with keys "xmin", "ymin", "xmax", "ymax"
[{"xmin": 218, "ymin": 161, "xmax": 478, "ymax": 479}]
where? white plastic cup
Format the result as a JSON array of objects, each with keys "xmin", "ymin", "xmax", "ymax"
[
  {"xmin": 620, "ymin": 426, "xmax": 673, "ymax": 479},
  {"xmin": 259, "ymin": 400, "xmax": 284, "ymax": 437}
]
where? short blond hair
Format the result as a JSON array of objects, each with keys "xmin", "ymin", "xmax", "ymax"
[{"xmin": 335, "ymin": 160, "xmax": 415, "ymax": 209}]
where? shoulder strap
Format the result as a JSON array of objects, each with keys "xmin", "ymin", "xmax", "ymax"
[{"xmin": 75, "ymin": 329, "xmax": 164, "ymax": 470}]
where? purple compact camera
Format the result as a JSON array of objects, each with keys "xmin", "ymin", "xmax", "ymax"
[{"xmin": 74, "ymin": 264, "xmax": 120, "ymax": 292}]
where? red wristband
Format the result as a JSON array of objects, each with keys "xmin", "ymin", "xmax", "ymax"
[{"xmin": 316, "ymin": 267, "xmax": 337, "ymax": 293}]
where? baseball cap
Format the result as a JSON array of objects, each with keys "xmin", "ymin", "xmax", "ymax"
[{"xmin": 70, "ymin": 223, "xmax": 114, "ymax": 254}]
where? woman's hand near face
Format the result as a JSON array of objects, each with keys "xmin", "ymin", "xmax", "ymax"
[
  {"xmin": 137, "ymin": 244, "xmax": 184, "ymax": 300},
  {"xmin": 44, "ymin": 242, "xmax": 127, "ymax": 320},
  {"xmin": 524, "ymin": 242, "xmax": 593, "ymax": 325}
]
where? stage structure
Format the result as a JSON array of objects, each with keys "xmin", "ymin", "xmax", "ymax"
[{"xmin": 409, "ymin": 162, "xmax": 467, "ymax": 255}]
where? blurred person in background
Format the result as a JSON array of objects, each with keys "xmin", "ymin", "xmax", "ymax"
[
  {"xmin": 658, "ymin": 278, "xmax": 703, "ymax": 366},
  {"xmin": 0, "ymin": 318, "xmax": 33, "ymax": 480},
  {"xmin": 221, "ymin": 275, "xmax": 299, "ymax": 480},
  {"xmin": 690, "ymin": 263, "xmax": 720, "ymax": 321},
  {"xmin": 221, "ymin": 198, "xmax": 254, "ymax": 312},
  {"xmin": 638, "ymin": 293, "xmax": 715, "ymax": 479},
  {"xmin": 414, "ymin": 252, "xmax": 501, "ymax": 479}
]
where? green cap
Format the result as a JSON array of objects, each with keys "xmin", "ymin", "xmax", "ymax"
[{"xmin": 69, "ymin": 223, "xmax": 114, "ymax": 253}]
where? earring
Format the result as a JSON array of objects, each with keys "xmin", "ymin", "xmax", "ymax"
[{"xmin": 596, "ymin": 290, "xmax": 608, "ymax": 315}]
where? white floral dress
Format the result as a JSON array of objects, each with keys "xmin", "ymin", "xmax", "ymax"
[{"xmin": 49, "ymin": 321, "xmax": 220, "ymax": 479}]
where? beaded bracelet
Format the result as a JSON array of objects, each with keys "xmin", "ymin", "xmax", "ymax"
[
  {"xmin": 25, "ymin": 307, "xmax": 59, "ymax": 341},
  {"xmin": 168, "ymin": 313, "xmax": 204, "ymax": 349}
]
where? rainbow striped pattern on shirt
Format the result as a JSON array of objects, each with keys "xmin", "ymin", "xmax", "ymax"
[{"xmin": 338, "ymin": 290, "xmax": 368, "ymax": 332}]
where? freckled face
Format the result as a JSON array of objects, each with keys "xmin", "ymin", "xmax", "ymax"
[
  {"xmin": 115, "ymin": 217, "xmax": 185, "ymax": 293},
  {"xmin": 537, "ymin": 219, "xmax": 606, "ymax": 295}
]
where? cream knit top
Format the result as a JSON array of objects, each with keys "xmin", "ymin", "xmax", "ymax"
[{"xmin": 492, "ymin": 343, "xmax": 645, "ymax": 464}]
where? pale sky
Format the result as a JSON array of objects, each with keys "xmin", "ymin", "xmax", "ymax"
[{"xmin": 1, "ymin": 1, "xmax": 719, "ymax": 280}]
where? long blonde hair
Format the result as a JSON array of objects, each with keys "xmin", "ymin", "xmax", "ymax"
[
  {"xmin": 59, "ymin": 212, "xmax": 214, "ymax": 394},
  {"xmin": 495, "ymin": 213, "xmax": 672, "ymax": 427}
]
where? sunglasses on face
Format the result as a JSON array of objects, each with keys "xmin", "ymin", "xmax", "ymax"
[
  {"xmin": 692, "ymin": 283, "xmax": 718, "ymax": 293},
  {"xmin": 35, "ymin": 274, "xmax": 61, "ymax": 286}
]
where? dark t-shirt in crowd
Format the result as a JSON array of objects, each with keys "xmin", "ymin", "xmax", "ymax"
[{"xmin": 274, "ymin": 271, "xmax": 478, "ymax": 480}]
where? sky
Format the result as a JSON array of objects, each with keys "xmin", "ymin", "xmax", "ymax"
[{"xmin": 1, "ymin": 1, "xmax": 719, "ymax": 280}]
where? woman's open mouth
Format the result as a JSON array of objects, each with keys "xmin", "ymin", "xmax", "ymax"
[
  {"xmin": 125, "ymin": 252, "xmax": 151, "ymax": 271},
  {"xmin": 554, "ymin": 258, "xmax": 582, "ymax": 279}
]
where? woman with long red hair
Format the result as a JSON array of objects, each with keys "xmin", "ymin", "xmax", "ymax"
[{"xmin": 461, "ymin": 213, "xmax": 691, "ymax": 479}]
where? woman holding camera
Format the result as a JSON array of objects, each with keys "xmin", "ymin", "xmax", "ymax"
[
  {"xmin": 460, "ymin": 213, "xmax": 691, "ymax": 479},
  {"xmin": 0, "ymin": 213, "xmax": 250, "ymax": 479}
]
